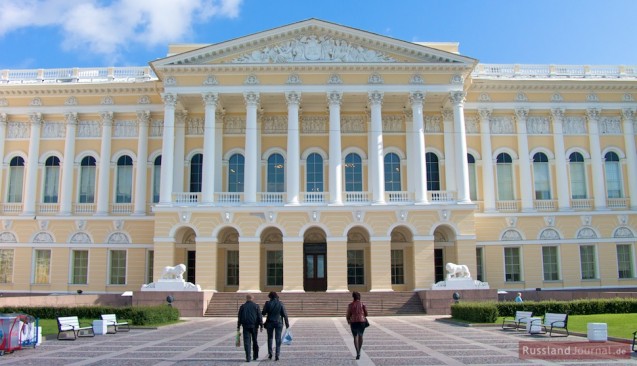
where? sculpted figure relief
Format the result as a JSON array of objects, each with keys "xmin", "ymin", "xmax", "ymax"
[
  {"xmin": 161, "ymin": 264, "xmax": 187, "ymax": 281},
  {"xmin": 445, "ymin": 263, "xmax": 471, "ymax": 279}
]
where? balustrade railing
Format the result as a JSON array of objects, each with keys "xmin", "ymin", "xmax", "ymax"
[
  {"xmin": 534, "ymin": 200, "xmax": 556, "ymax": 211},
  {"xmin": 73, "ymin": 203, "xmax": 95, "ymax": 214},
  {"xmin": 571, "ymin": 199, "xmax": 593, "ymax": 210},
  {"xmin": 216, "ymin": 192, "xmax": 242, "ymax": 204},
  {"xmin": 607, "ymin": 197, "xmax": 628, "ymax": 209},
  {"xmin": 110, "ymin": 203, "xmax": 133, "ymax": 214},
  {"xmin": 173, "ymin": 192, "xmax": 200, "ymax": 204},
  {"xmin": 345, "ymin": 192, "xmax": 370, "ymax": 203},
  {"xmin": 496, "ymin": 200, "xmax": 519, "ymax": 212},
  {"xmin": 386, "ymin": 191, "xmax": 411, "ymax": 203},
  {"xmin": 37, "ymin": 203, "xmax": 59, "ymax": 214},
  {"xmin": 473, "ymin": 64, "xmax": 637, "ymax": 79},
  {"xmin": 301, "ymin": 192, "xmax": 326, "ymax": 203},
  {"xmin": 1, "ymin": 203, "xmax": 22, "ymax": 214},
  {"xmin": 259, "ymin": 192, "xmax": 285, "ymax": 204},
  {"xmin": 1, "ymin": 67, "xmax": 156, "ymax": 84},
  {"xmin": 428, "ymin": 191, "xmax": 455, "ymax": 202}
]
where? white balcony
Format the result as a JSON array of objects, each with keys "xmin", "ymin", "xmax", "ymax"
[
  {"xmin": 428, "ymin": 191, "xmax": 455, "ymax": 203},
  {"xmin": 571, "ymin": 199, "xmax": 593, "ymax": 210},
  {"xmin": 345, "ymin": 191, "xmax": 370, "ymax": 203},
  {"xmin": 534, "ymin": 200, "xmax": 556, "ymax": 211},
  {"xmin": 607, "ymin": 198, "xmax": 628, "ymax": 209},
  {"xmin": 110, "ymin": 203, "xmax": 133, "ymax": 214},
  {"xmin": 386, "ymin": 191, "xmax": 412, "ymax": 203},
  {"xmin": 173, "ymin": 192, "xmax": 200, "ymax": 205},
  {"xmin": 73, "ymin": 203, "xmax": 95, "ymax": 214},
  {"xmin": 496, "ymin": 200, "xmax": 519, "ymax": 212},
  {"xmin": 259, "ymin": 192, "xmax": 285, "ymax": 204},
  {"xmin": 1, "ymin": 203, "xmax": 22, "ymax": 214},
  {"xmin": 216, "ymin": 192, "xmax": 242, "ymax": 204},
  {"xmin": 37, "ymin": 203, "xmax": 59, "ymax": 214},
  {"xmin": 301, "ymin": 192, "xmax": 326, "ymax": 204}
]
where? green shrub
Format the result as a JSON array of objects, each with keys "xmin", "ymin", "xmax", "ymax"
[
  {"xmin": 451, "ymin": 302, "xmax": 498, "ymax": 323},
  {"xmin": 495, "ymin": 297, "xmax": 637, "ymax": 317}
]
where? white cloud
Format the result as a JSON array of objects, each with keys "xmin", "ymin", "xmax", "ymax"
[{"xmin": 0, "ymin": 0, "xmax": 242, "ymax": 60}]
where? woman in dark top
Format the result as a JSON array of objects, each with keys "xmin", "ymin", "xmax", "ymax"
[
  {"xmin": 346, "ymin": 291, "xmax": 368, "ymax": 360},
  {"xmin": 262, "ymin": 291, "xmax": 289, "ymax": 361}
]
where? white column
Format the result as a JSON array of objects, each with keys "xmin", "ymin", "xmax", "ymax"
[
  {"xmin": 328, "ymin": 91, "xmax": 343, "ymax": 205},
  {"xmin": 369, "ymin": 91, "xmax": 385, "ymax": 204},
  {"xmin": 173, "ymin": 110, "xmax": 187, "ymax": 193},
  {"xmin": 478, "ymin": 109, "xmax": 496, "ymax": 212},
  {"xmin": 159, "ymin": 94, "xmax": 176, "ymax": 204},
  {"xmin": 201, "ymin": 93, "xmax": 219, "ymax": 204},
  {"xmin": 442, "ymin": 109, "xmax": 456, "ymax": 194},
  {"xmin": 515, "ymin": 108, "xmax": 533, "ymax": 210},
  {"xmin": 622, "ymin": 108, "xmax": 637, "ymax": 209},
  {"xmin": 133, "ymin": 110, "xmax": 150, "ymax": 215},
  {"xmin": 551, "ymin": 108, "xmax": 571, "ymax": 210},
  {"xmin": 244, "ymin": 92, "xmax": 259, "ymax": 203},
  {"xmin": 59, "ymin": 112, "xmax": 78, "ymax": 215},
  {"xmin": 410, "ymin": 92, "xmax": 428, "ymax": 204},
  {"xmin": 214, "ymin": 110, "xmax": 224, "ymax": 193},
  {"xmin": 23, "ymin": 113, "xmax": 42, "ymax": 216},
  {"xmin": 96, "ymin": 111, "xmax": 113, "ymax": 215},
  {"xmin": 451, "ymin": 91, "xmax": 471, "ymax": 204},
  {"xmin": 0, "ymin": 114, "xmax": 6, "ymax": 196},
  {"xmin": 286, "ymin": 91, "xmax": 301, "ymax": 205},
  {"xmin": 587, "ymin": 108, "xmax": 607, "ymax": 210}
]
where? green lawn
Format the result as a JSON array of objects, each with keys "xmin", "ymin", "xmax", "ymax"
[
  {"xmin": 497, "ymin": 314, "xmax": 637, "ymax": 340},
  {"xmin": 35, "ymin": 318, "xmax": 181, "ymax": 336}
]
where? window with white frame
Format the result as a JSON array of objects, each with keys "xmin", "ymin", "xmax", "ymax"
[
  {"xmin": 227, "ymin": 250, "xmax": 239, "ymax": 286},
  {"xmin": 496, "ymin": 153, "xmax": 514, "ymax": 200},
  {"xmin": 115, "ymin": 155, "xmax": 133, "ymax": 203},
  {"xmin": 109, "ymin": 249, "xmax": 127, "ymax": 285},
  {"xmin": 267, "ymin": 154, "xmax": 285, "ymax": 193},
  {"xmin": 71, "ymin": 249, "xmax": 89, "ymax": 285},
  {"xmin": 190, "ymin": 153, "xmax": 203, "ymax": 193},
  {"xmin": 616, "ymin": 244, "xmax": 634, "ymax": 278},
  {"xmin": 43, "ymin": 156, "xmax": 60, "ymax": 203},
  {"xmin": 391, "ymin": 249, "xmax": 404, "ymax": 285},
  {"xmin": 425, "ymin": 152, "xmax": 440, "ymax": 191},
  {"xmin": 569, "ymin": 152, "xmax": 587, "ymax": 199},
  {"xmin": 468, "ymin": 154, "xmax": 477, "ymax": 201},
  {"xmin": 79, "ymin": 156, "xmax": 96, "ymax": 203},
  {"xmin": 604, "ymin": 152, "xmax": 623, "ymax": 198},
  {"xmin": 306, "ymin": 153, "xmax": 323, "ymax": 192},
  {"xmin": 384, "ymin": 153, "xmax": 401, "ymax": 191},
  {"xmin": 347, "ymin": 250, "xmax": 364, "ymax": 285},
  {"xmin": 504, "ymin": 247, "xmax": 521, "ymax": 282},
  {"xmin": 266, "ymin": 250, "xmax": 283, "ymax": 286},
  {"xmin": 533, "ymin": 152, "xmax": 551, "ymax": 200},
  {"xmin": 579, "ymin": 245, "xmax": 597, "ymax": 280},
  {"xmin": 152, "ymin": 156, "xmax": 161, "ymax": 203},
  {"xmin": 344, "ymin": 153, "xmax": 362, "ymax": 192},
  {"xmin": 7, "ymin": 156, "xmax": 25, "ymax": 203},
  {"xmin": 542, "ymin": 246, "xmax": 560, "ymax": 281},
  {"xmin": 33, "ymin": 249, "xmax": 51, "ymax": 284},
  {"xmin": 0, "ymin": 249, "xmax": 14, "ymax": 283},
  {"xmin": 146, "ymin": 250, "xmax": 154, "ymax": 284},
  {"xmin": 476, "ymin": 247, "xmax": 484, "ymax": 282},
  {"xmin": 228, "ymin": 154, "xmax": 244, "ymax": 193}
]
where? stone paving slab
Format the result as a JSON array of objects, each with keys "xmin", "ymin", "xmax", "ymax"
[{"xmin": 0, "ymin": 316, "xmax": 634, "ymax": 365}]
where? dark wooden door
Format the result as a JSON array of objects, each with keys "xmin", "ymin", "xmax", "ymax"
[
  {"xmin": 434, "ymin": 248, "xmax": 444, "ymax": 283},
  {"xmin": 304, "ymin": 243, "xmax": 327, "ymax": 291}
]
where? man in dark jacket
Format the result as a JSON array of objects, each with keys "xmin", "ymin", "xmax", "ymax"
[
  {"xmin": 262, "ymin": 291, "xmax": 289, "ymax": 361},
  {"xmin": 237, "ymin": 294, "xmax": 263, "ymax": 362}
]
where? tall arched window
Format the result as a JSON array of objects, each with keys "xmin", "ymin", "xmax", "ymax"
[
  {"xmin": 79, "ymin": 156, "xmax": 96, "ymax": 203},
  {"xmin": 425, "ymin": 152, "xmax": 440, "ymax": 191},
  {"xmin": 115, "ymin": 155, "xmax": 133, "ymax": 203},
  {"xmin": 533, "ymin": 152, "xmax": 551, "ymax": 199},
  {"xmin": 384, "ymin": 153, "xmax": 401, "ymax": 191},
  {"xmin": 569, "ymin": 152, "xmax": 587, "ymax": 199},
  {"xmin": 228, "ymin": 154, "xmax": 245, "ymax": 192},
  {"xmin": 267, "ymin": 153, "xmax": 285, "ymax": 192},
  {"xmin": 152, "ymin": 156, "xmax": 161, "ymax": 203},
  {"xmin": 467, "ymin": 154, "xmax": 477, "ymax": 201},
  {"xmin": 496, "ymin": 153, "xmax": 514, "ymax": 200},
  {"xmin": 344, "ymin": 153, "xmax": 362, "ymax": 191},
  {"xmin": 190, "ymin": 153, "xmax": 203, "ymax": 193},
  {"xmin": 7, "ymin": 156, "xmax": 25, "ymax": 203},
  {"xmin": 43, "ymin": 156, "xmax": 61, "ymax": 203},
  {"xmin": 605, "ymin": 151, "xmax": 623, "ymax": 198},
  {"xmin": 306, "ymin": 153, "xmax": 323, "ymax": 192}
]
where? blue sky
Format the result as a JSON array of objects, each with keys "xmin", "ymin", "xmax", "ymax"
[{"xmin": 0, "ymin": 0, "xmax": 635, "ymax": 69}]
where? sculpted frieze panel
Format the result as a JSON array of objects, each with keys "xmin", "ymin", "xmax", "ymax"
[
  {"xmin": 600, "ymin": 117, "xmax": 621, "ymax": 134},
  {"xmin": 424, "ymin": 116, "xmax": 442, "ymax": 133},
  {"xmin": 78, "ymin": 121, "xmax": 100, "ymax": 138},
  {"xmin": 7, "ymin": 122, "xmax": 30, "ymax": 139},
  {"xmin": 231, "ymin": 35, "xmax": 396, "ymax": 63},
  {"xmin": 342, "ymin": 115, "xmax": 365, "ymax": 133},
  {"xmin": 187, "ymin": 117, "xmax": 204, "ymax": 135},
  {"xmin": 302, "ymin": 116, "xmax": 327, "ymax": 134},
  {"xmin": 465, "ymin": 116, "xmax": 479, "ymax": 134},
  {"xmin": 263, "ymin": 116, "xmax": 287, "ymax": 134},
  {"xmin": 490, "ymin": 117, "xmax": 514, "ymax": 134},
  {"xmin": 563, "ymin": 117, "xmax": 587, "ymax": 135},
  {"xmin": 382, "ymin": 115, "xmax": 403, "ymax": 133},
  {"xmin": 225, "ymin": 117, "xmax": 245, "ymax": 134},
  {"xmin": 113, "ymin": 120, "xmax": 138, "ymax": 138},
  {"xmin": 150, "ymin": 120, "xmax": 164, "ymax": 137},
  {"xmin": 42, "ymin": 122, "xmax": 66, "ymax": 138},
  {"xmin": 526, "ymin": 117, "xmax": 550, "ymax": 134},
  {"xmin": 0, "ymin": 232, "xmax": 17, "ymax": 243}
]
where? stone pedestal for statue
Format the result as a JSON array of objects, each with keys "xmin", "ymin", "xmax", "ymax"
[{"xmin": 141, "ymin": 263, "xmax": 202, "ymax": 292}]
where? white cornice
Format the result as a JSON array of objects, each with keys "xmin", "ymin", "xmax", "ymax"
[
  {"xmin": 465, "ymin": 102, "xmax": 637, "ymax": 111},
  {"xmin": 0, "ymin": 105, "xmax": 164, "ymax": 115},
  {"xmin": 163, "ymin": 83, "xmax": 462, "ymax": 95}
]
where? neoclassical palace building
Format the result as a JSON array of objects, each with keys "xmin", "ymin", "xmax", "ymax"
[{"xmin": 0, "ymin": 19, "xmax": 636, "ymax": 296}]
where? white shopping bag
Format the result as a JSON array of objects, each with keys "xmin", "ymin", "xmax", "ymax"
[{"xmin": 282, "ymin": 329, "xmax": 293, "ymax": 345}]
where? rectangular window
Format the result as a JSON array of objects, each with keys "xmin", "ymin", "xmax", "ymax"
[
  {"xmin": 116, "ymin": 166, "xmax": 133, "ymax": 203},
  {"xmin": 34, "ymin": 249, "xmax": 51, "ymax": 284},
  {"xmin": 468, "ymin": 162, "xmax": 478, "ymax": 201},
  {"xmin": 542, "ymin": 246, "xmax": 560, "ymax": 281},
  {"xmin": 476, "ymin": 247, "xmax": 484, "ymax": 282},
  {"xmin": 43, "ymin": 165, "xmax": 60, "ymax": 203},
  {"xmin": 146, "ymin": 250, "xmax": 154, "ymax": 284},
  {"xmin": 71, "ymin": 250, "xmax": 89, "ymax": 285},
  {"xmin": 227, "ymin": 250, "xmax": 239, "ymax": 286},
  {"xmin": 570, "ymin": 162, "xmax": 587, "ymax": 199},
  {"xmin": 504, "ymin": 247, "xmax": 521, "ymax": 282},
  {"xmin": 579, "ymin": 245, "xmax": 597, "ymax": 280},
  {"xmin": 390, "ymin": 249, "xmax": 404, "ymax": 285},
  {"xmin": 0, "ymin": 249, "xmax": 14, "ymax": 283},
  {"xmin": 533, "ymin": 162, "xmax": 551, "ymax": 199},
  {"xmin": 79, "ymin": 165, "xmax": 96, "ymax": 203},
  {"xmin": 109, "ymin": 250, "xmax": 127, "ymax": 285},
  {"xmin": 347, "ymin": 250, "xmax": 364, "ymax": 285},
  {"xmin": 267, "ymin": 250, "xmax": 283, "ymax": 286},
  {"xmin": 617, "ymin": 244, "xmax": 635, "ymax": 279},
  {"xmin": 7, "ymin": 165, "xmax": 24, "ymax": 203},
  {"xmin": 497, "ymin": 164, "xmax": 514, "ymax": 200}
]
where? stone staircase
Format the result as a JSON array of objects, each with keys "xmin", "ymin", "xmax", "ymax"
[{"xmin": 204, "ymin": 291, "xmax": 424, "ymax": 317}]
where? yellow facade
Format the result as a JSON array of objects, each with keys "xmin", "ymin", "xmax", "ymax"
[{"xmin": 0, "ymin": 19, "xmax": 636, "ymax": 295}]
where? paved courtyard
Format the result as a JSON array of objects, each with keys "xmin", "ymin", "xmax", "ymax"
[{"xmin": 0, "ymin": 316, "xmax": 634, "ymax": 365}]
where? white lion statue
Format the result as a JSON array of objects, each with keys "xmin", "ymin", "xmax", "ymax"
[
  {"xmin": 161, "ymin": 264, "xmax": 187, "ymax": 281},
  {"xmin": 445, "ymin": 262, "xmax": 471, "ymax": 279}
]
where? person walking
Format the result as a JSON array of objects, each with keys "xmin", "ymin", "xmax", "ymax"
[
  {"xmin": 346, "ymin": 291, "xmax": 368, "ymax": 360},
  {"xmin": 262, "ymin": 291, "xmax": 290, "ymax": 361},
  {"xmin": 237, "ymin": 294, "xmax": 263, "ymax": 362},
  {"xmin": 514, "ymin": 292, "xmax": 523, "ymax": 303}
]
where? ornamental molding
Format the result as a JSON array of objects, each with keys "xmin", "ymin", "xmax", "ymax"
[
  {"xmin": 224, "ymin": 116, "xmax": 245, "ymax": 134},
  {"xmin": 7, "ymin": 122, "xmax": 29, "ymax": 139},
  {"xmin": 526, "ymin": 117, "xmax": 550, "ymax": 134},
  {"xmin": 0, "ymin": 86, "xmax": 159, "ymax": 97},
  {"xmin": 187, "ymin": 117, "xmax": 204, "ymax": 135},
  {"xmin": 301, "ymin": 115, "xmax": 327, "ymax": 134},
  {"xmin": 263, "ymin": 115, "xmax": 287, "ymax": 134},
  {"xmin": 382, "ymin": 115, "xmax": 404, "ymax": 132},
  {"xmin": 341, "ymin": 115, "xmax": 366, "ymax": 133},
  {"xmin": 42, "ymin": 121, "xmax": 66, "ymax": 138}
]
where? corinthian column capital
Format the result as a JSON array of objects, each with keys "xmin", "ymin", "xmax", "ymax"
[
  {"xmin": 100, "ymin": 111, "xmax": 113, "ymax": 125},
  {"xmin": 449, "ymin": 91, "xmax": 466, "ymax": 106},
  {"xmin": 368, "ymin": 91, "xmax": 383, "ymax": 106},
  {"xmin": 243, "ymin": 91, "xmax": 260, "ymax": 107},
  {"xmin": 29, "ymin": 112, "xmax": 42, "ymax": 125},
  {"xmin": 202, "ymin": 92, "xmax": 219, "ymax": 107},
  {"xmin": 409, "ymin": 91, "xmax": 425, "ymax": 105},
  {"xmin": 327, "ymin": 91, "xmax": 342, "ymax": 106},
  {"xmin": 478, "ymin": 109, "xmax": 492, "ymax": 121},
  {"xmin": 65, "ymin": 112, "xmax": 78, "ymax": 125},
  {"xmin": 515, "ymin": 108, "xmax": 529, "ymax": 121},
  {"xmin": 137, "ymin": 110, "xmax": 150, "ymax": 125},
  {"xmin": 285, "ymin": 91, "xmax": 301, "ymax": 106},
  {"xmin": 622, "ymin": 108, "xmax": 636, "ymax": 121},
  {"xmin": 586, "ymin": 107, "xmax": 601, "ymax": 121},
  {"xmin": 161, "ymin": 93, "xmax": 177, "ymax": 107},
  {"xmin": 0, "ymin": 113, "xmax": 6, "ymax": 124},
  {"xmin": 551, "ymin": 108, "xmax": 565, "ymax": 121}
]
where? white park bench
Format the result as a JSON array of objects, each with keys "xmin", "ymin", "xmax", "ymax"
[
  {"xmin": 530, "ymin": 312, "xmax": 569, "ymax": 337},
  {"xmin": 57, "ymin": 316, "xmax": 95, "ymax": 340},
  {"xmin": 501, "ymin": 310, "xmax": 534, "ymax": 331},
  {"xmin": 101, "ymin": 314, "xmax": 130, "ymax": 333}
]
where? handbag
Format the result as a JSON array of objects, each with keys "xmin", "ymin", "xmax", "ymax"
[
  {"xmin": 364, "ymin": 318, "xmax": 370, "ymax": 328},
  {"xmin": 282, "ymin": 329, "xmax": 293, "ymax": 345},
  {"xmin": 235, "ymin": 330, "xmax": 241, "ymax": 347}
]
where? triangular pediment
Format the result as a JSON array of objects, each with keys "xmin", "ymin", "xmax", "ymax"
[{"xmin": 152, "ymin": 19, "xmax": 476, "ymax": 68}]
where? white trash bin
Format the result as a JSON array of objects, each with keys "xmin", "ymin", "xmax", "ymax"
[{"xmin": 587, "ymin": 322, "xmax": 607, "ymax": 342}]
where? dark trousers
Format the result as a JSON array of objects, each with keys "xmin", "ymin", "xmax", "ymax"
[
  {"xmin": 242, "ymin": 326, "xmax": 259, "ymax": 360},
  {"xmin": 266, "ymin": 323, "xmax": 283, "ymax": 357}
]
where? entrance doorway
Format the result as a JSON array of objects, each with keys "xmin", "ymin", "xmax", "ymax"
[
  {"xmin": 434, "ymin": 248, "xmax": 444, "ymax": 283},
  {"xmin": 304, "ymin": 243, "xmax": 327, "ymax": 291}
]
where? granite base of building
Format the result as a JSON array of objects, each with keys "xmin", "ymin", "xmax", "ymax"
[
  {"xmin": 418, "ymin": 289, "xmax": 498, "ymax": 315},
  {"xmin": 132, "ymin": 290, "xmax": 214, "ymax": 317}
]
